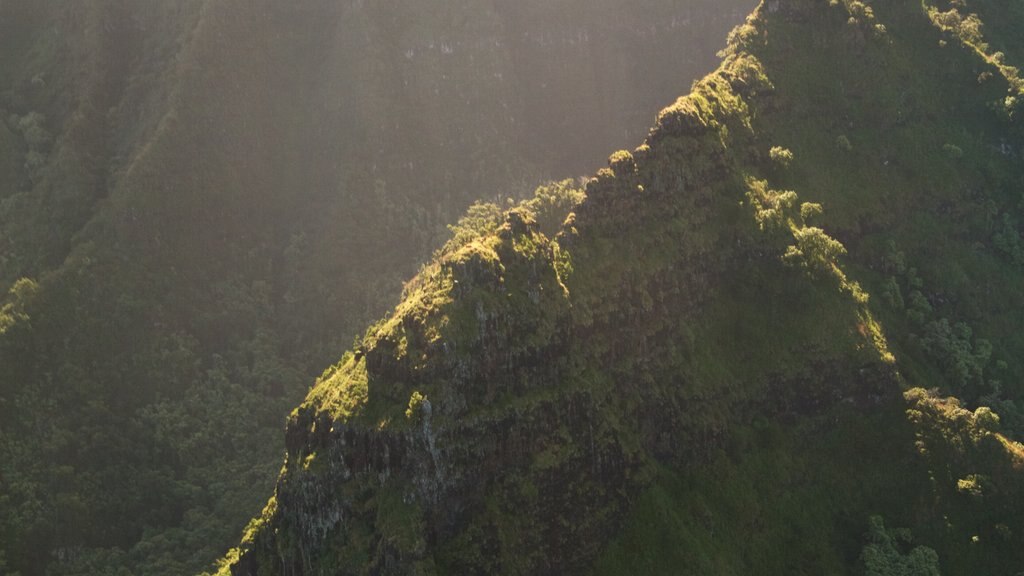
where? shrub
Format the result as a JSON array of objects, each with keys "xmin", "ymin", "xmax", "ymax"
[
  {"xmin": 405, "ymin": 391, "xmax": 427, "ymax": 421},
  {"xmin": 769, "ymin": 145, "xmax": 794, "ymax": 167},
  {"xmin": 783, "ymin": 226, "xmax": 847, "ymax": 274},
  {"xmin": 974, "ymin": 406, "xmax": 1001, "ymax": 432},
  {"xmin": 800, "ymin": 202, "xmax": 823, "ymax": 222},
  {"xmin": 608, "ymin": 150, "xmax": 636, "ymax": 176}
]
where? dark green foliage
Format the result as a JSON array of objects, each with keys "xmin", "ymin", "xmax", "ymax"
[
  {"xmin": 918, "ymin": 319, "xmax": 992, "ymax": 391},
  {"xmin": 992, "ymin": 213, "xmax": 1024, "ymax": 264},
  {"xmin": 859, "ymin": 516, "xmax": 941, "ymax": 576},
  {"xmin": 881, "ymin": 277, "xmax": 904, "ymax": 309}
]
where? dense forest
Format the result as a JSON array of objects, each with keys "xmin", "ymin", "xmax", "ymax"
[
  {"xmin": 5, "ymin": 0, "xmax": 1024, "ymax": 574},
  {"xmin": 0, "ymin": 1, "xmax": 756, "ymax": 574},
  {"xmin": 224, "ymin": 0, "xmax": 1024, "ymax": 574}
]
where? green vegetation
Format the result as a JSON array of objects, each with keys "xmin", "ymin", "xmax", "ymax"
[
  {"xmin": 769, "ymin": 145, "xmax": 794, "ymax": 168},
  {"xmin": 0, "ymin": 2, "xmax": 755, "ymax": 575},
  {"xmin": 859, "ymin": 516, "xmax": 941, "ymax": 576},
  {"xmin": 222, "ymin": 0, "xmax": 1024, "ymax": 574},
  {"xmin": 6, "ymin": 0, "xmax": 1024, "ymax": 574}
]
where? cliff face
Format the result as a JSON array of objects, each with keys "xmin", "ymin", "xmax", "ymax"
[
  {"xmin": 227, "ymin": 0, "xmax": 1024, "ymax": 574},
  {"xmin": 0, "ymin": 2, "xmax": 757, "ymax": 575}
]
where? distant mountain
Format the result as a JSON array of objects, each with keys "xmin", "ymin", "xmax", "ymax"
[
  {"xmin": 0, "ymin": 1, "xmax": 754, "ymax": 574},
  {"xmin": 223, "ymin": 0, "xmax": 1024, "ymax": 574}
]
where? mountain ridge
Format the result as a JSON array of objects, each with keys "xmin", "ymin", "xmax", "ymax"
[
  {"xmin": 0, "ymin": 2, "xmax": 757, "ymax": 574},
  {"xmin": 222, "ymin": 0, "xmax": 1024, "ymax": 574}
]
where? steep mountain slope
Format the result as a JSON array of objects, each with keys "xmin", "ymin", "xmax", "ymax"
[
  {"xmin": 224, "ymin": 0, "xmax": 1024, "ymax": 574},
  {"xmin": 0, "ymin": 2, "xmax": 755, "ymax": 575}
]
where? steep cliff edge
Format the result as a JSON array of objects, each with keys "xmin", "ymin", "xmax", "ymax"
[{"xmin": 225, "ymin": 0, "xmax": 1024, "ymax": 574}]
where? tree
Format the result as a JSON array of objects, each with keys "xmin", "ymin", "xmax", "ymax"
[
  {"xmin": 783, "ymin": 226, "xmax": 847, "ymax": 274},
  {"xmin": 769, "ymin": 145, "xmax": 794, "ymax": 168},
  {"xmin": 860, "ymin": 516, "xmax": 941, "ymax": 576}
]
